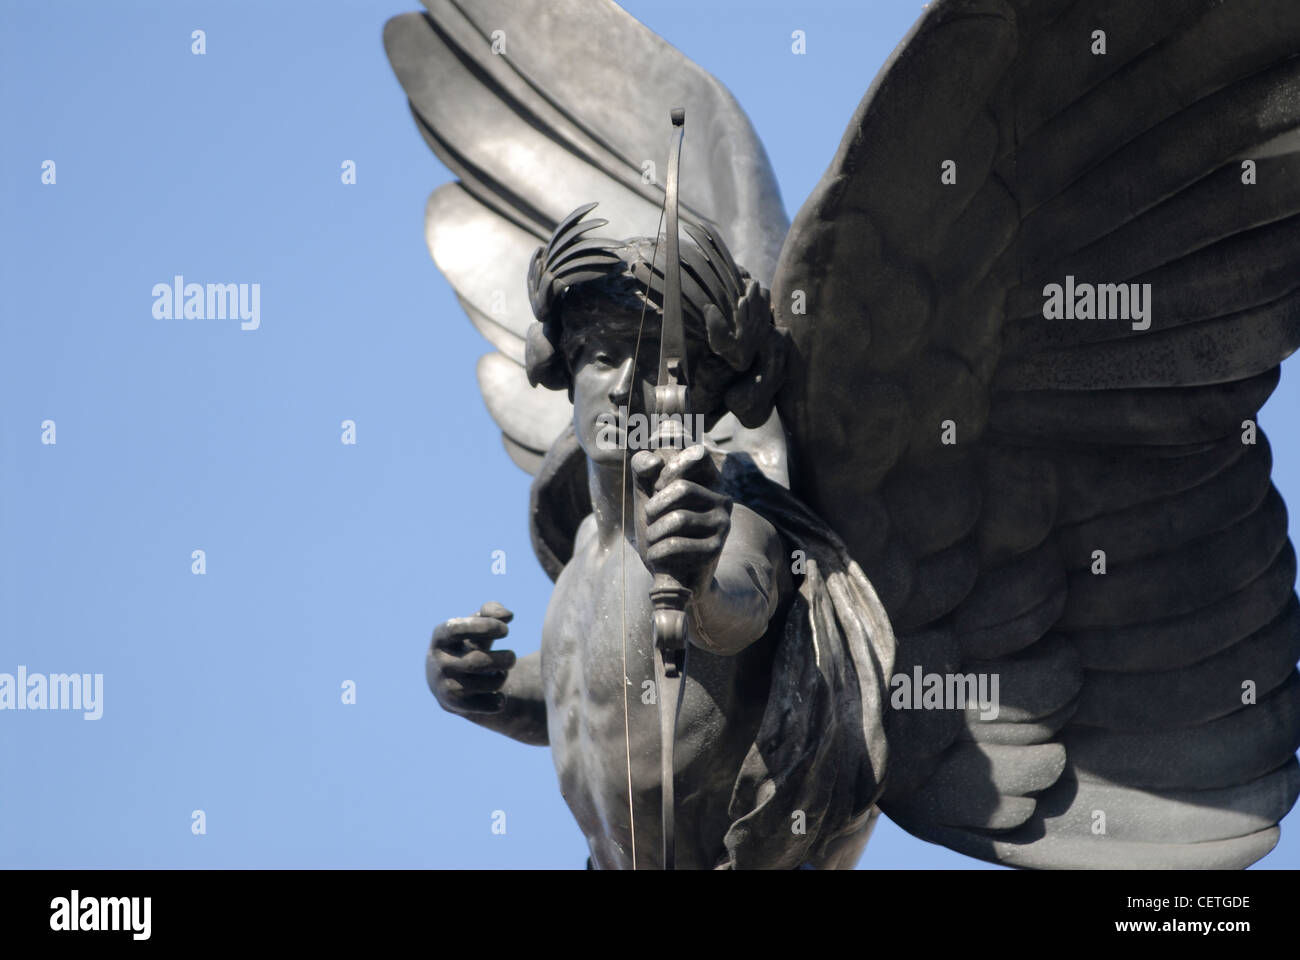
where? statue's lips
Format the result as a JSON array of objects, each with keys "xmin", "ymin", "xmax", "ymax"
[
  {"xmin": 595, "ymin": 424, "xmax": 629, "ymax": 451},
  {"xmin": 589, "ymin": 410, "xmax": 642, "ymax": 433}
]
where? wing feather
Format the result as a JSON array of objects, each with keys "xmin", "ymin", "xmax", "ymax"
[
  {"xmin": 386, "ymin": 0, "xmax": 789, "ymax": 474},
  {"xmin": 774, "ymin": 0, "xmax": 1300, "ymax": 867}
]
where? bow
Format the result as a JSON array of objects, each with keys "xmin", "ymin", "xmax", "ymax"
[{"xmin": 625, "ymin": 107, "xmax": 692, "ymax": 870}]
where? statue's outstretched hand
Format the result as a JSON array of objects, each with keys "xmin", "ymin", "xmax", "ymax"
[
  {"xmin": 632, "ymin": 443, "xmax": 732, "ymax": 598},
  {"xmin": 427, "ymin": 602, "xmax": 517, "ymax": 716}
]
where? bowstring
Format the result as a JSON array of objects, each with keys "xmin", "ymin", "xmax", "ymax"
[{"xmin": 619, "ymin": 204, "xmax": 665, "ymax": 872}]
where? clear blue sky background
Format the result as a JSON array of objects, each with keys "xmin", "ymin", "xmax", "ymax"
[{"xmin": 1, "ymin": 0, "xmax": 1296, "ymax": 869}]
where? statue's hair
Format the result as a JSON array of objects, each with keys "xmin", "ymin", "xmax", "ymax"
[{"xmin": 524, "ymin": 203, "xmax": 789, "ymax": 429}]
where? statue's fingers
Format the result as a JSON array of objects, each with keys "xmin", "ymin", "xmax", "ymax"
[
  {"xmin": 438, "ymin": 647, "xmax": 516, "ymax": 674},
  {"xmin": 433, "ymin": 616, "xmax": 509, "ymax": 651},
  {"xmin": 655, "ymin": 444, "xmax": 717, "ymax": 490},
  {"xmin": 443, "ymin": 670, "xmax": 507, "ymax": 693},
  {"xmin": 460, "ymin": 692, "xmax": 506, "ymax": 714},
  {"xmin": 630, "ymin": 449, "xmax": 664, "ymax": 494},
  {"xmin": 440, "ymin": 683, "xmax": 506, "ymax": 715},
  {"xmin": 645, "ymin": 534, "xmax": 726, "ymax": 567},
  {"xmin": 437, "ymin": 675, "xmax": 474, "ymax": 700},
  {"xmin": 478, "ymin": 601, "xmax": 513, "ymax": 623},
  {"xmin": 646, "ymin": 508, "xmax": 729, "ymax": 545},
  {"xmin": 631, "ymin": 449, "xmax": 663, "ymax": 474},
  {"xmin": 644, "ymin": 478, "xmax": 727, "ymax": 525}
]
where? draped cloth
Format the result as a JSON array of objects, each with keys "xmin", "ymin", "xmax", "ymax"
[
  {"xmin": 530, "ymin": 429, "xmax": 896, "ymax": 870},
  {"xmin": 713, "ymin": 454, "xmax": 895, "ymax": 869}
]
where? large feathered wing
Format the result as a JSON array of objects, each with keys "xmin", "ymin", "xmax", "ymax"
[
  {"xmin": 384, "ymin": 0, "xmax": 789, "ymax": 474},
  {"xmin": 772, "ymin": 0, "xmax": 1300, "ymax": 868}
]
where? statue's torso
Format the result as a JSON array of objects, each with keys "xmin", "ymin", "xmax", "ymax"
[{"xmin": 541, "ymin": 512, "xmax": 777, "ymax": 869}]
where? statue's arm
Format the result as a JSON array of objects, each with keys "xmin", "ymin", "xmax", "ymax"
[
  {"xmin": 463, "ymin": 650, "xmax": 548, "ymax": 747},
  {"xmin": 428, "ymin": 605, "xmax": 549, "ymax": 747},
  {"xmin": 633, "ymin": 446, "xmax": 789, "ymax": 657},
  {"xmin": 690, "ymin": 503, "xmax": 789, "ymax": 657}
]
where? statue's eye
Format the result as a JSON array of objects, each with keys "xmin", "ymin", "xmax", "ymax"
[{"xmin": 593, "ymin": 351, "xmax": 615, "ymax": 367}]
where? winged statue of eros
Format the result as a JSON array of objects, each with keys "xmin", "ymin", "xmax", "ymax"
[{"xmin": 385, "ymin": 0, "xmax": 1300, "ymax": 869}]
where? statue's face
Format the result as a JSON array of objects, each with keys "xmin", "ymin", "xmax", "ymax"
[{"xmin": 570, "ymin": 326, "xmax": 659, "ymax": 466}]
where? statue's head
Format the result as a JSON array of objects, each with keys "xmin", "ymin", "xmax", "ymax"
[{"xmin": 525, "ymin": 203, "xmax": 787, "ymax": 464}]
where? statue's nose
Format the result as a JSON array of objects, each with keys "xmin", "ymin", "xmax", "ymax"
[{"xmin": 609, "ymin": 357, "xmax": 635, "ymax": 406}]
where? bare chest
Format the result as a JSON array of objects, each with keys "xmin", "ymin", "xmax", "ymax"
[{"xmin": 540, "ymin": 529, "xmax": 772, "ymax": 867}]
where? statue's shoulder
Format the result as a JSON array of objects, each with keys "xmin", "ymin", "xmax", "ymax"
[
  {"xmin": 571, "ymin": 513, "xmax": 598, "ymax": 557},
  {"xmin": 529, "ymin": 429, "xmax": 592, "ymax": 583}
]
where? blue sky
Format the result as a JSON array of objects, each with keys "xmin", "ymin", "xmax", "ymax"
[{"xmin": 1, "ymin": 0, "xmax": 1296, "ymax": 869}]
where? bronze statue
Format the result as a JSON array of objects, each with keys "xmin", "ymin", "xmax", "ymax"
[{"xmin": 386, "ymin": 0, "xmax": 1300, "ymax": 868}]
